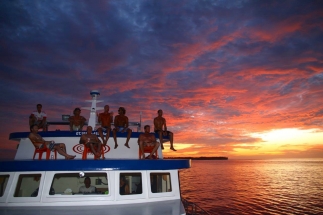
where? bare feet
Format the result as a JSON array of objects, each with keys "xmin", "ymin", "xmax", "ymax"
[
  {"xmin": 124, "ymin": 143, "xmax": 130, "ymax": 148},
  {"xmin": 114, "ymin": 144, "xmax": 118, "ymax": 149},
  {"xmin": 103, "ymin": 139, "xmax": 108, "ymax": 145},
  {"xmin": 146, "ymin": 155, "xmax": 156, "ymax": 159},
  {"xmin": 66, "ymin": 155, "xmax": 76, "ymax": 160},
  {"xmin": 170, "ymin": 147, "xmax": 177, "ymax": 151}
]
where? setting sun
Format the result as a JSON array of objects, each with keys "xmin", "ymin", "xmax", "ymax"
[{"xmin": 251, "ymin": 128, "xmax": 323, "ymax": 145}]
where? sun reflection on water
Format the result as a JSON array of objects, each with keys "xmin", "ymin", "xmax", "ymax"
[{"xmin": 180, "ymin": 159, "xmax": 323, "ymax": 214}]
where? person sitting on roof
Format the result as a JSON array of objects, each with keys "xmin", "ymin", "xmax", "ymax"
[
  {"xmin": 154, "ymin": 109, "xmax": 176, "ymax": 151},
  {"xmin": 112, "ymin": 107, "xmax": 132, "ymax": 149},
  {"xmin": 68, "ymin": 107, "xmax": 86, "ymax": 132},
  {"xmin": 138, "ymin": 125, "xmax": 160, "ymax": 159},
  {"xmin": 97, "ymin": 105, "xmax": 113, "ymax": 145},
  {"xmin": 80, "ymin": 126, "xmax": 102, "ymax": 158},
  {"xmin": 79, "ymin": 177, "xmax": 96, "ymax": 194},
  {"xmin": 29, "ymin": 104, "xmax": 47, "ymax": 131},
  {"xmin": 28, "ymin": 124, "xmax": 76, "ymax": 159}
]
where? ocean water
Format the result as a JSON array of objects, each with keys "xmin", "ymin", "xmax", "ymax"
[{"xmin": 179, "ymin": 159, "xmax": 323, "ymax": 215}]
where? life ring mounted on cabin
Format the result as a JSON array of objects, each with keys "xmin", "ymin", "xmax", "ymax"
[{"xmin": 72, "ymin": 144, "xmax": 110, "ymax": 155}]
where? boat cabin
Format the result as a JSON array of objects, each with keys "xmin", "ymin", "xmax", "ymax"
[{"xmin": 0, "ymin": 159, "xmax": 189, "ymax": 215}]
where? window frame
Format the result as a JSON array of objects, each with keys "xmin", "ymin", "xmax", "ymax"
[
  {"xmin": 42, "ymin": 171, "xmax": 113, "ymax": 203},
  {"xmin": 0, "ymin": 173, "xmax": 14, "ymax": 203},
  {"xmin": 116, "ymin": 171, "xmax": 146, "ymax": 201},
  {"xmin": 147, "ymin": 170, "xmax": 177, "ymax": 198},
  {"xmin": 8, "ymin": 172, "xmax": 45, "ymax": 203}
]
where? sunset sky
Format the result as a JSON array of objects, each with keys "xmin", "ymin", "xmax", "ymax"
[{"xmin": 1, "ymin": 0, "xmax": 323, "ymax": 159}]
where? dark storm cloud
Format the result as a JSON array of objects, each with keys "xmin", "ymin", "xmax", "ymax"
[{"xmin": 1, "ymin": 0, "xmax": 323, "ymax": 159}]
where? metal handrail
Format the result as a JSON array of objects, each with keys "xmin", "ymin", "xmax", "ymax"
[
  {"xmin": 46, "ymin": 121, "xmax": 141, "ymax": 132},
  {"xmin": 182, "ymin": 197, "xmax": 211, "ymax": 215}
]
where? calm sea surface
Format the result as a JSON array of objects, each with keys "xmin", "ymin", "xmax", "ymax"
[{"xmin": 179, "ymin": 159, "xmax": 323, "ymax": 215}]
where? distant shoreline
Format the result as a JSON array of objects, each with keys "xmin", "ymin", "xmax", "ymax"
[{"xmin": 165, "ymin": 157, "xmax": 228, "ymax": 160}]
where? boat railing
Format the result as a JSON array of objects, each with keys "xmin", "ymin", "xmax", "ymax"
[
  {"xmin": 46, "ymin": 121, "xmax": 141, "ymax": 132},
  {"xmin": 181, "ymin": 197, "xmax": 211, "ymax": 215}
]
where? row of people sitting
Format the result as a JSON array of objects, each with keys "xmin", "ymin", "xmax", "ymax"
[
  {"xmin": 81, "ymin": 124, "xmax": 161, "ymax": 159},
  {"xmin": 29, "ymin": 104, "xmax": 176, "ymax": 151},
  {"xmin": 29, "ymin": 104, "xmax": 130, "ymax": 148},
  {"xmin": 29, "ymin": 124, "xmax": 160, "ymax": 160}
]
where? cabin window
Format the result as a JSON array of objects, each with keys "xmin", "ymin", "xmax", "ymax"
[
  {"xmin": 150, "ymin": 173, "xmax": 172, "ymax": 193},
  {"xmin": 14, "ymin": 174, "xmax": 41, "ymax": 197},
  {"xmin": 0, "ymin": 175, "xmax": 10, "ymax": 197},
  {"xmin": 120, "ymin": 173, "xmax": 142, "ymax": 195},
  {"xmin": 51, "ymin": 173, "xmax": 109, "ymax": 195}
]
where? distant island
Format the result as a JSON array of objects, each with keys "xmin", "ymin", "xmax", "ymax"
[{"xmin": 165, "ymin": 156, "xmax": 228, "ymax": 160}]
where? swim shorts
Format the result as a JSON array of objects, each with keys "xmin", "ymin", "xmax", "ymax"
[
  {"xmin": 72, "ymin": 125, "xmax": 81, "ymax": 131},
  {"xmin": 39, "ymin": 141, "xmax": 58, "ymax": 152},
  {"xmin": 100, "ymin": 126, "xmax": 111, "ymax": 132},
  {"xmin": 117, "ymin": 126, "xmax": 130, "ymax": 132},
  {"xmin": 48, "ymin": 141, "xmax": 58, "ymax": 151},
  {"xmin": 154, "ymin": 130, "xmax": 171, "ymax": 137},
  {"xmin": 143, "ymin": 141, "xmax": 158, "ymax": 147}
]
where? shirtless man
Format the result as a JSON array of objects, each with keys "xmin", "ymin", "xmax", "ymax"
[
  {"xmin": 28, "ymin": 124, "xmax": 75, "ymax": 159},
  {"xmin": 29, "ymin": 104, "xmax": 47, "ymax": 131},
  {"xmin": 80, "ymin": 126, "xmax": 102, "ymax": 158},
  {"xmin": 154, "ymin": 109, "xmax": 176, "ymax": 151},
  {"xmin": 112, "ymin": 107, "xmax": 132, "ymax": 149},
  {"xmin": 97, "ymin": 105, "xmax": 113, "ymax": 145},
  {"xmin": 138, "ymin": 125, "xmax": 160, "ymax": 159},
  {"xmin": 69, "ymin": 108, "xmax": 86, "ymax": 131}
]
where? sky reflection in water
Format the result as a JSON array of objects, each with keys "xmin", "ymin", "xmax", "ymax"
[{"xmin": 180, "ymin": 159, "xmax": 323, "ymax": 214}]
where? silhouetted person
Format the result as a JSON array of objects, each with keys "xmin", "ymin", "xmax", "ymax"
[
  {"xmin": 154, "ymin": 109, "xmax": 176, "ymax": 151},
  {"xmin": 80, "ymin": 126, "xmax": 102, "ymax": 158},
  {"xmin": 79, "ymin": 177, "xmax": 96, "ymax": 194},
  {"xmin": 29, "ymin": 124, "xmax": 75, "ymax": 159},
  {"xmin": 112, "ymin": 107, "xmax": 132, "ymax": 149},
  {"xmin": 120, "ymin": 176, "xmax": 130, "ymax": 195},
  {"xmin": 98, "ymin": 105, "xmax": 113, "ymax": 145},
  {"xmin": 29, "ymin": 104, "xmax": 47, "ymax": 131},
  {"xmin": 138, "ymin": 125, "xmax": 160, "ymax": 159},
  {"xmin": 69, "ymin": 108, "xmax": 86, "ymax": 131}
]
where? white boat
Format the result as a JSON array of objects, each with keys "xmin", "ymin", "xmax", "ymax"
[{"xmin": 0, "ymin": 90, "xmax": 209, "ymax": 215}]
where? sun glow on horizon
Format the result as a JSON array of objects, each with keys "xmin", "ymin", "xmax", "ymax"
[
  {"xmin": 225, "ymin": 128, "xmax": 323, "ymax": 158},
  {"xmin": 162, "ymin": 143, "xmax": 193, "ymax": 150},
  {"xmin": 250, "ymin": 128, "xmax": 323, "ymax": 145}
]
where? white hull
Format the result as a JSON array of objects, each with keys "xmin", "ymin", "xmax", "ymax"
[{"xmin": 0, "ymin": 199, "xmax": 185, "ymax": 215}]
